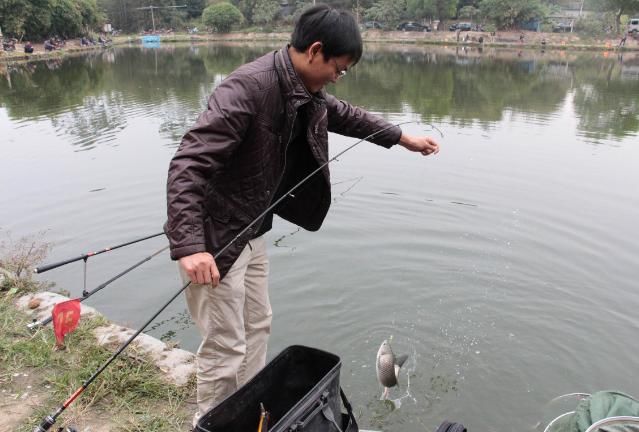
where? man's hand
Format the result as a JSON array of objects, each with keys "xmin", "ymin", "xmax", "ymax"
[
  {"xmin": 179, "ymin": 252, "xmax": 220, "ymax": 286},
  {"xmin": 398, "ymin": 133, "xmax": 440, "ymax": 156}
]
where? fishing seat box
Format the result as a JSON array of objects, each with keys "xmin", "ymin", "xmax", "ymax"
[{"xmin": 195, "ymin": 345, "xmax": 358, "ymax": 432}]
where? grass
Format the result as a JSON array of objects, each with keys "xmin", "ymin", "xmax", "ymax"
[{"xmin": 0, "ymin": 236, "xmax": 195, "ymax": 431}]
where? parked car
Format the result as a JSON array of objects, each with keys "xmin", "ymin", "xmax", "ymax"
[
  {"xmin": 552, "ymin": 22, "xmax": 572, "ymax": 32},
  {"xmin": 628, "ymin": 18, "xmax": 639, "ymax": 33},
  {"xmin": 363, "ymin": 21, "xmax": 384, "ymax": 30},
  {"xmin": 449, "ymin": 22, "xmax": 473, "ymax": 31},
  {"xmin": 397, "ymin": 22, "xmax": 430, "ymax": 32}
]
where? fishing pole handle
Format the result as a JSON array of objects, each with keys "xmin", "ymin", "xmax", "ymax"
[
  {"xmin": 34, "ymin": 256, "xmax": 82, "ymax": 274},
  {"xmin": 33, "ymin": 415, "xmax": 55, "ymax": 432},
  {"xmin": 27, "ymin": 318, "xmax": 48, "ymax": 330}
]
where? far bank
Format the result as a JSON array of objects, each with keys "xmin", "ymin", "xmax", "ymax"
[{"xmin": 1, "ymin": 29, "xmax": 637, "ymax": 64}]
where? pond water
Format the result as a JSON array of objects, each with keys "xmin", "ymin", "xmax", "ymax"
[{"xmin": 1, "ymin": 42, "xmax": 638, "ymax": 432}]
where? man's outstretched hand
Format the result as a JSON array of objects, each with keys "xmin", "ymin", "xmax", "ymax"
[{"xmin": 398, "ymin": 133, "xmax": 440, "ymax": 156}]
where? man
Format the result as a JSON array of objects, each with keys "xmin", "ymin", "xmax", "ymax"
[{"xmin": 165, "ymin": 4, "xmax": 440, "ymax": 425}]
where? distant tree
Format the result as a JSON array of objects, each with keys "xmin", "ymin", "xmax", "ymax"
[
  {"xmin": 186, "ymin": 0, "xmax": 206, "ymax": 18},
  {"xmin": 457, "ymin": 0, "xmax": 479, "ymax": 8},
  {"xmin": 479, "ymin": 0, "xmax": 547, "ymax": 29},
  {"xmin": 97, "ymin": 0, "xmax": 188, "ymax": 33},
  {"xmin": 50, "ymin": 0, "xmax": 84, "ymax": 37},
  {"xmin": 432, "ymin": 0, "xmax": 459, "ymax": 21},
  {"xmin": 324, "ymin": 0, "xmax": 353, "ymax": 9},
  {"xmin": 25, "ymin": 0, "xmax": 54, "ymax": 37},
  {"xmin": 600, "ymin": 0, "xmax": 639, "ymax": 32},
  {"xmin": 202, "ymin": 2, "xmax": 243, "ymax": 31},
  {"xmin": 0, "ymin": 0, "xmax": 101, "ymax": 38},
  {"xmin": 252, "ymin": 0, "xmax": 280, "ymax": 25},
  {"xmin": 77, "ymin": 0, "xmax": 104, "ymax": 31},
  {"xmin": 365, "ymin": 0, "xmax": 406, "ymax": 25},
  {"xmin": 406, "ymin": 0, "xmax": 436, "ymax": 21},
  {"xmin": 459, "ymin": 4, "xmax": 479, "ymax": 20},
  {"xmin": 235, "ymin": 0, "xmax": 257, "ymax": 23},
  {"xmin": 0, "ymin": 0, "xmax": 50, "ymax": 37}
]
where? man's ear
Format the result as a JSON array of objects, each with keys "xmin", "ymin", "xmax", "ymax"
[{"xmin": 307, "ymin": 41, "xmax": 322, "ymax": 63}]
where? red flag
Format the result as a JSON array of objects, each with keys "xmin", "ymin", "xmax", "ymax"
[{"xmin": 52, "ymin": 299, "xmax": 81, "ymax": 346}]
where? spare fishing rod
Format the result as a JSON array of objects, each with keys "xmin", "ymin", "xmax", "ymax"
[
  {"xmin": 27, "ymin": 245, "xmax": 170, "ymax": 330},
  {"xmin": 34, "ymin": 121, "xmax": 416, "ymax": 431},
  {"xmin": 34, "ymin": 232, "xmax": 165, "ymax": 274}
]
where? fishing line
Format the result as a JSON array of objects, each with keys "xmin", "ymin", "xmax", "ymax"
[{"xmin": 34, "ymin": 120, "xmax": 430, "ymax": 431}]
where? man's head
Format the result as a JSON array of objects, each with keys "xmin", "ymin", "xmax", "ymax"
[{"xmin": 289, "ymin": 5, "xmax": 362, "ymax": 93}]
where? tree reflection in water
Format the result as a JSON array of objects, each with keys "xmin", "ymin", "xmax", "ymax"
[{"xmin": 0, "ymin": 43, "xmax": 637, "ymax": 148}]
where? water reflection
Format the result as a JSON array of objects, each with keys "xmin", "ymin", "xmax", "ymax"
[{"xmin": 0, "ymin": 43, "xmax": 637, "ymax": 148}]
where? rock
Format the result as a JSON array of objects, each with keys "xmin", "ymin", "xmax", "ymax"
[
  {"xmin": 94, "ymin": 323, "xmax": 195, "ymax": 386},
  {"xmin": 15, "ymin": 292, "xmax": 97, "ymax": 322},
  {"xmin": 27, "ymin": 297, "xmax": 41, "ymax": 309},
  {"xmin": 15, "ymin": 291, "xmax": 195, "ymax": 387}
]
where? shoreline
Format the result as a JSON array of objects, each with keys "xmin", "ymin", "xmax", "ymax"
[{"xmin": 1, "ymin": 30, "xmax": 637, "ymax": 64}]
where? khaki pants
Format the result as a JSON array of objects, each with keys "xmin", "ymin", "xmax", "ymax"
[{"xmin": 181, "ymin": 236, "xmax": 272, "ymax": 424}]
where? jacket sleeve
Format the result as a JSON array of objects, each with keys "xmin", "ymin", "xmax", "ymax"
[
  {"xmin": 324, "ymin": 93, "xmax": 402, "ymax": 148},
  {"xmin": 165, "ymin": 74, "xmax": 257, "ymax": 260}
]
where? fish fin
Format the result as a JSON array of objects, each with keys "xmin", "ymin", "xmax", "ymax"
[
  {"xmin": 395, "ymin": 353, "xmax": 408, "ymax": 368},
  {"xmin": 380, "ymin": 387, "xmax": 390, "ymax": 400}
]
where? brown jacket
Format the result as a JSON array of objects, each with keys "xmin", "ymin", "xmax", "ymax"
[{"xmin": 165, "ymin": 46, "xmax": 401, "ymax": 279}]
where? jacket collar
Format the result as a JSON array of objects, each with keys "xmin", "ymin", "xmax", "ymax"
[{"xmin": 275, "ymin": 45, "xmax": 325, "ymax": 107}]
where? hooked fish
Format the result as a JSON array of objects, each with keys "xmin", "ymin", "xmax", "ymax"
[{"xmin": 375, "ymin": 339, "xmax": 408, "ymax": 399}]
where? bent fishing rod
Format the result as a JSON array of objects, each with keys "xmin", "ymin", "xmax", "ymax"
[
  {"xmin": 34, "ymin": 121, "xmax": 416, "ymax": 431},
  {"xmin": 34, "ymin": 232, "xmax": 165, "ymax": 274},
  {"xmin": 27, "ymin": 245, "xmax": 170, "ymax": 330}
]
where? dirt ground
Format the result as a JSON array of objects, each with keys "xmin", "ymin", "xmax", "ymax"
[{"xmin": 0, "ymin": 366, "xmax": 114, "ymax": 432}]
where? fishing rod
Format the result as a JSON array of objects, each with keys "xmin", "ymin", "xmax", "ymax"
[
  {"xmin": 33, "ymin": 121, "xmax": 418, "ymax": 431},
  {"xmin": 27, "ymin": 245, "xmax": 170, "ymax": 330},
  {"xmin": 34, "ymin": 232, "xmax": 165, "ymax": 274}
]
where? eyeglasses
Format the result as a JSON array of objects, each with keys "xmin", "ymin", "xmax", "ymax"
[{"xmin": 331, "ymin": 58, "xmax": 348, "ymax": 78}]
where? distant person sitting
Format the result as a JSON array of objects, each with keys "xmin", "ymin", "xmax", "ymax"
[
  {"xmin": 24, "ymin": 41, "xmax": 34, "ymax": 53},
  {"xmin": 44, "ymin": 39, "xmax": 55, "ymax": 51},
  {"xmin": 81, "ymin": 36, "xmax": 90, "ymax": 46}
]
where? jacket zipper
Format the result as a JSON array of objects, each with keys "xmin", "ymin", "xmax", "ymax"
[
  {"xmin": 311, "ymin": 109, "xmax": 329, "ymax": 173},
  {"xmin": 313, "ymin": 109, "xmax": 327, "ymax": 135},
  {"xmin": 269, "ymin": 110, "xmax": 297, "ymax": 205}
]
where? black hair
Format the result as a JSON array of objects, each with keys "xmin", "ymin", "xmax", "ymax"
[{"xmin": 291, "ymin": 4, "xmax": 363, "ymax": 64}]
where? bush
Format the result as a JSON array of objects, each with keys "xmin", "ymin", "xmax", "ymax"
[
  {"xmin": 202, "ymin": 3, "xmax": 244, "ymax": 33},
  {"xmin": 0, "ymin": 231, "xmax": 51, "ymax": 295},
  {"xmin": 574, "ymin": 13, "xmax": 615, "ymax": 37}
]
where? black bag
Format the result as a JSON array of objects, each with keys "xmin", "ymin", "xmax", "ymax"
[{"xmin": 195, "ymin": 345, "xmax": 358, "ymax": 432}]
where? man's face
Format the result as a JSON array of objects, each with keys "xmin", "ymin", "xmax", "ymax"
[{"xmin": 302, "ymin": 43, "xmax": 354, "ymax": 93}]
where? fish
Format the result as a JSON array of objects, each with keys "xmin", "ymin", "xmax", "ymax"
[{"xmin": 375, "ymin": 339, "xmax": 408, "ymax": 399}]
